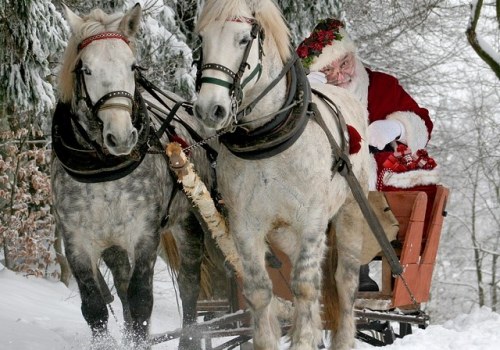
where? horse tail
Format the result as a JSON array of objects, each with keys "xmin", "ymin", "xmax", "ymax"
[
  {"xmin": 159, "ymin": 230, "xmax": 180, "ymax": 275},
  {"xmin": 322, "ymin": 223, "xmax": 340, "ymax": 332},
  {"xmin": 159, "ymin": 230, "xmax": 213, "ymax": 298}
]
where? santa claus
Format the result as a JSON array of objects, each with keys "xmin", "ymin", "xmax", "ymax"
[
  {"xmin": 297, "ymin": 18, "xmax": 440, "ymax": 291},
  {"xmin": 297, "ymin": 18, "xmax": 439, "ymax": 192}
]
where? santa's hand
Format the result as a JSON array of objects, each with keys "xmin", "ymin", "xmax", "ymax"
[
  {"xmin": 368, "ymin": 119, "xmax": 405, "ymax": 150},
  {"xmin": 307, "ymin": 71, "xmax": 327, "ymax": 85}
]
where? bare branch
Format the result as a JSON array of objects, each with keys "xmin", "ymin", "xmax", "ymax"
[{"xmin": 466, "ymin": 0, "xmax": 500, "ymax": 80}]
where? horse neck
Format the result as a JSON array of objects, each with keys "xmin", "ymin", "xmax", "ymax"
[{"xmin": 239, "ymin": 54, "xmax": 288, "ymax": 129}]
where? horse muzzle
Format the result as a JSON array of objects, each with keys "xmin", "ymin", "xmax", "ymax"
[
  {"xmin": 193, "ymin": 98, "xmax": 231, "ymax": 131},
  {"xmin": 100, "ymin": 110, "xmax": 138, "ymax": 156}
]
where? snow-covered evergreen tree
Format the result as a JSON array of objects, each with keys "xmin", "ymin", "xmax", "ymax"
[
  {"xmin": 61, "ymin": 1, "xmax": 195, "ymax": 99},
  {"xmin": 0, "ymin": 0, "xmax": 65, "ymax": 276},
  {"xmin": 127, "ymin": 0, "xmax": 196, "ymax": 99},
  {"xmin": 0, "ymin": 0, "xmax": 67, "ymax": 132},
  {"xmin": 278, "ymin": 0, "xmax": 342, "ymax": 46}
]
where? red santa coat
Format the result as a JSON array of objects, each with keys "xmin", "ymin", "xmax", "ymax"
[
  {"xmin": 364, "ymin": 69, "xmax": 439, "ymax": 228},
  {"xmin": 364, "ymin": 69, "xmax": 437, "ymax": 184},
  {"xmin": 366, "ymin": 69, "xmax": 433, "ymax": 135}
]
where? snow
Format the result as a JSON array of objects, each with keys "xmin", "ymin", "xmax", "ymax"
[{"xmin": 1, "ymin": 259, "xmax": 499, "ymax": 350}]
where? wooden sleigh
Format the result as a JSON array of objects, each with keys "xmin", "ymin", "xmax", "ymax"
[{"xmin": 186, "ymin": 185, "xmax": 450, "ymax": 348}]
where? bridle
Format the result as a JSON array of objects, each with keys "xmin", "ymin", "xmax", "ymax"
[
  {"xmin": 195, "ymin": 17, "xmax": 264, "ymax": 119},
  {"xmin": 74, "ymin": 32, "xmax": 136, "ymax": 123}
]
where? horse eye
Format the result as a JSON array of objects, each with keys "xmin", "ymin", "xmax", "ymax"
[
  {"xmin": 239, "ymin": 36, "xmax": 251, "ymax": 45},
  {"xmin": 81, "ymin": 67, "xmax": 92, "ymax": 75}
]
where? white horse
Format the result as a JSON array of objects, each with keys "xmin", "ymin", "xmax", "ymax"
[
  {"xmin": 193, "ymin": 0, "xmax": 371, "ymax": 349},
  {"xmin": 52, "ymin": 4, "xmax": 216, "ymax": 349}
]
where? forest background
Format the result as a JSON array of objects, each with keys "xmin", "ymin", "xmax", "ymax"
[{"xmin": 0, "ymin": 0, "xmax": 499, "ymax": 324}]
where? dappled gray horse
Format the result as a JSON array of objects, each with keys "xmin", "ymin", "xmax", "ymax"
[{"xmin": 51, "ymin": 4, "xmax": 215, "ymax": 348}]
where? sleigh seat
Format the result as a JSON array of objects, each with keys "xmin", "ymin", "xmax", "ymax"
[{"xmin": 356, "ymin": 185, "xmax": 450, "ymax": 310}]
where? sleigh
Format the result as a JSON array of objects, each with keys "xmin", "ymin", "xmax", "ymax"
[{"xmin": 150, "ymin": 185, "xmax": 449, "ymax": 349}]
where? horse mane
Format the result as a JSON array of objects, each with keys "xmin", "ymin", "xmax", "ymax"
[
  {"xmin": 59, "ymin": 9, "xmax": 137, "ymax": 103},
  {"xmin": 196, "ymin": 0, "xmax": 291, "ymax": 63}
]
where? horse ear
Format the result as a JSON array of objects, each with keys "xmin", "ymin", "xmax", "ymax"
[
  {"xmin": 62, "ymin": 3, "xmax": 83, "ymax": 34},
  {"xmin": 119, "ymin": 3, "xmax": 142, "ymax": 38}
]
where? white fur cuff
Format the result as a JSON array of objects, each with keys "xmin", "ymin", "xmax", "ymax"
[
  {"xmin": 387, "ymin": 111, "xmax": 429, "ymax": 151},
  {"xmin": 382, "ymin": 166, "xmax": 440, "ymax": 188}
]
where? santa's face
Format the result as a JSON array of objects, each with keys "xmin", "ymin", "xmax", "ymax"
[{"xmin": 320, "ymin": 53, "xmax": 356, "ymax": 88}]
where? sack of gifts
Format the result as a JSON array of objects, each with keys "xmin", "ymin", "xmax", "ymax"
[{"xmin": 376, "ymin": 144, "xmax": 439, "ymax": 192}]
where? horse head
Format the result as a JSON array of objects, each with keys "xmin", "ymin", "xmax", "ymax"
[
  {"xmin": 60, "ymin": 4, "xmax": 142, "ymax": 156},
  {"xmin": 193, "ymin": 0, "xmax": 291, "ymax": 131}
]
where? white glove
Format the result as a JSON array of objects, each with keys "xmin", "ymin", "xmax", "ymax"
[
  {"xmin": 307, "ymin": 71, "xmax": 327, "ymax": 85},
  {"xmin": 368, "ymin": 119, "xmax": 405, "ymax": 150}
]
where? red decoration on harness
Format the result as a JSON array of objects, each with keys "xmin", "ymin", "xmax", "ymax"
[
  {"xmin": 78, "ymin": 32, "xmax": 130, "ymax": 51},
  {"xmin": 347, "ymin": 124, "xmax": 362, "ymax": 154},
  {"xmin": 170, "ymin": 135, "xmax": 191, "ymax": 156},
  {"xmin": 228, "ymin": 17, "xmax": 255, "ymax": 24}
]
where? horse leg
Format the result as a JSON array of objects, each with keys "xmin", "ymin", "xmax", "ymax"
[
  {"xmin": 237, "ymin": 231, "xmax": 280, "ymax": 350},
  {"xmin": 102, "ymin": 245, "xmax": 132, "ymax": 323},
  {"xmin": 330, "ymin": 199, "xmax": 364, "ymax": 350},
  {"xmin": 289, "ymin": 224, "xmax": 328, "ymax": 350},
  {"xmin": 176, "ymin": 213, "xmax": 204, "ymax": 350},
  {"xmin": 125, "ymin": 234, "xmax": 160, "ymax": 345},
  {"xmin": 64, "ymin": 243, "xmax": 111, "ymax": 338}
]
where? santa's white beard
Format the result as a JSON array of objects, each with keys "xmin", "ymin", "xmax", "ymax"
[{"xmin": 345, "ymin": 58, "xmax": 369, "ymax": 108}]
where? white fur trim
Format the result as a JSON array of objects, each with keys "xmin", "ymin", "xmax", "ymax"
[
  {"xmin": 368, "ymin": 154, "xmax": 378, "ymax": 191},
  {"xmin": 346, "ymin": 58, "xmax": 369, "ymax": 108},
  {"xmin": 309, "ymin": 28, "xmax": 357, "ymax": 71},
  {"xmin": 383, "ymin": 166, "xmax": 440, "ymax": 188},
  {"xmin": 387, "ymin": 111, "xmax": 429, "ymax": 151}
]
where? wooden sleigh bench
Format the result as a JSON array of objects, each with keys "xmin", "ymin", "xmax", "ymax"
[{"xmin": 356, "ymin": 185, "xmax": 450, "ymax": 310}]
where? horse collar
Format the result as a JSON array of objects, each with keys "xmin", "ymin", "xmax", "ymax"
[
  {"xmin": 219, "ymin": 59, "xmax": 311, "ymax": 159},
  {"xmin": 51, "ymin": 91, "xmax": 152, "ymax": 183}
]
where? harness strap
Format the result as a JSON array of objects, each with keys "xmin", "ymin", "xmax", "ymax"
[
  {"xmin": 200, "ymin": 77, "xmax": 233, "ymax": 89},
  {"xmin": 236, "ymin": 54, "xmax": 298, "ymax": 121},
  {"xmin": 311, "ymin": 89, "xmax": 349, "ymax": 155},
  {"xmin": 155, "ymin": 101, "xmax": 184, "ymax": 140},
  {"xmin": 92, "ymin": 91, "xmax": 134, "ymax": 117},
  {"xmin": 67, "ymin": 112, "xmax": 107, "ymax": 161},
  {"xmin": 341, "ymin": 164, "xmax": 404, "ymax": 276}
]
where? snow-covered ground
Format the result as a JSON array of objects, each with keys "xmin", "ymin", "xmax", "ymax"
[{"xmin": 1, "ymin": 258, "xmax": 499, "ymax": 350}]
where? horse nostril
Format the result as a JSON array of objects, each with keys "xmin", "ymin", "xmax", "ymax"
[
  {"xmin": 128, "ymin": 129, "xmax": 138, "ymax": 146},
  {"xmin": 106, "ymin": 133, "xmax": 117, "ymax": 148},
  {"xmin": 213, "ymin": 105, "xmax": 227, "ymax": 120}
]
